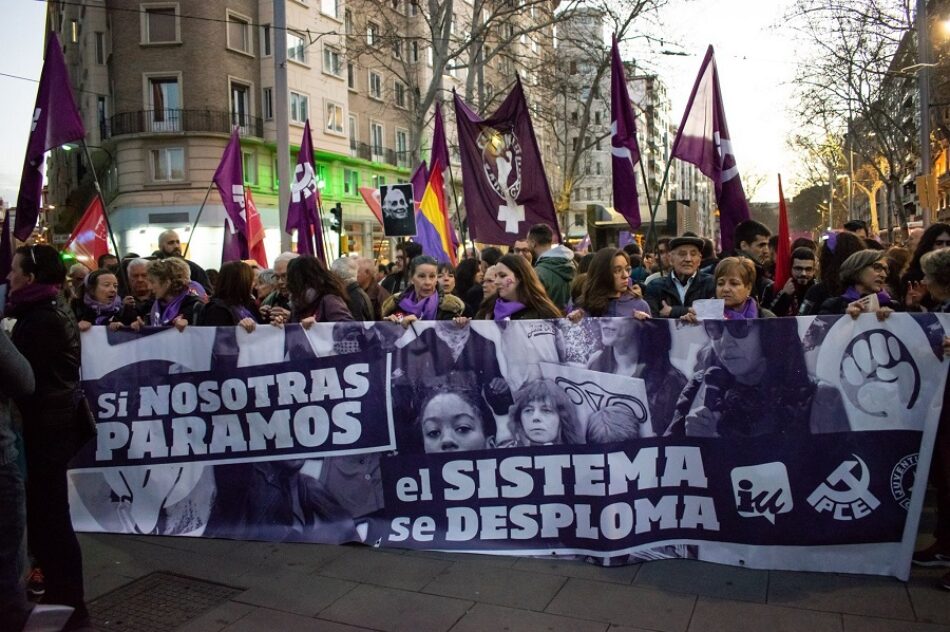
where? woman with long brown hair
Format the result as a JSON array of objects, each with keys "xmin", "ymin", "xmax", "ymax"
[
  {"xmin": 196, "ymin": 261, "xmax": 259, "ymax": 332},
  {"xmin": 476, "ymin": 254, "xmax": 561, "ymax": 320},
  {"xmin": 568, "ymin": 247, "xmax": 651, "ymax": 320}
]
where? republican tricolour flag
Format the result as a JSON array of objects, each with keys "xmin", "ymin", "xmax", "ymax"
[
  {"xmin": 63, "ymin": 195, "xmax": 110, "ymax": 270},
  {"xmin": 214, "ymin": 128, "xmax": 250, "ymax": 264},
  {"xmin": 670, "ymin": 45, "xmax": 750, "ymax": 253},
  {"xmin": 610, "ymin": 35, "xmax": 642, "ymax": 230},
  {"xmin": 416, "ymin": 159, "xmax": 457, "ymax": 265}
]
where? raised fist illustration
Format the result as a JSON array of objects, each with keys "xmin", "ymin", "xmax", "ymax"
[{"xmin": 839, "ymin": 330, "xmax": 920, "ymax": 418}]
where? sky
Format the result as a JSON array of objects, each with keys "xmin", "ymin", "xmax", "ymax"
[{"xmin": 0, "ymin": 0, "xmax": 801, "ymax": 206}]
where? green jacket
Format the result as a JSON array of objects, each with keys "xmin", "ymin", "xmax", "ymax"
[{"xmin": 534, "ymin": 245, "xmax": 575, "ymax": 312}]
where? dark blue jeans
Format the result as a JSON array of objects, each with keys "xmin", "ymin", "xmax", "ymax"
[{"xmin": 0, "ymin": 457, "xmax": 29, "ymax": 630}]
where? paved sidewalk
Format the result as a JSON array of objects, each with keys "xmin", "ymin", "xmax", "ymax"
[{"xmin": 75, "ymin": 530, "xmax": 950, "ymax": 632}]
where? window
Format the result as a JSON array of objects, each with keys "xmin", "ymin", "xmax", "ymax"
[
  {"xmin": 230, "ymin": 82, "xmax": 251, "ymax": 130},
  {"xmin": 395, "ymin": 129, "xmax": 408, "ymax": 166},
  {"xmin": 71, "ymin": 20, "xmax": 79, "ymax": 43},
  {"xmin": 344, "ymin": 168, "xmax": 359, "ymax": 195},
  {"xmin": 426, "ymin": 46, "xmax": 433, "ymax": 67},
  {"xmin": 595, "ymin": 161, "xmax": 602, "ymax": 175},
  {"xmin": 243, "ymin": 151, "xmax": 258, "ymax": 185},
  {"xmin": 571, "ymin": 111, "xmax": 578, "ymax": 124},
  {"xmin": 323, "ymin": 46, "xmax": 342, "ymax": 76},
  {"xmin": 372, "ymin": 174, "xmax": 386, "ymax": 188},
  {"xmin": 148, "ymin": 76, "xmax": 180, "ymax": 131},
  {"xmin": 369, "ymin": 71, "xmax": 382, "ymax": 100},
  {"xmin": 227, "ymin": 13, "xmax": 252, "ymax": 54},
  {"xmin": 394, "ymin": 81, "xmax": 406, "ymax": 108},
  {"xmin": 260, "ymin": 24, "xmax": 271, "ymax": 56},
  {"xmin": 348, "ymin": 114, "xmax": 357, "ymax": 152},
  {"xmin": 97, "ymin": 96, "xmax": 108, "ymax": 138},
  {"xmin": 320, "ymin": 0, "xmax": 340, "ymax": 19},
  {"xmin": 151, "ymin": 147, "xmax": 184, "ymax": 182},
  {"xmin": 344, "ymin": 9, "xmax": 352, "ymax": 33},
  {"xmin": 325, "ymin": 100, "xmax": 344, "ymax": 134},
  {"xmin": 595, "ymin": 138, "xmax": 602, "ymax": 151},
  {"xmin": 392, "ymin": 39, "xmax": 402, "ymax": 60},
  {"xmin": 143, "ymin": 6, "xmax": 178, "ymax": 44},
  {"xmin": 94, "ymin": 32, "xmax": 105, "ymax": 64},
  {"xmin": 594, "ymin": 110, "xmax": 601, "ymax": 125},
  {"xmin": 409, "ymin": 0, "xmax": 419, "ymax": 16},
  {"xmin": 596, "ymin": 187, "xmax": 602, "ymax": 200},
  {"xmin": 347, "ymin": 62, "xmax": 356, "ymax": 90},
  {"xmin": 370, "ymin": 122, "xmax": 384, "ymax": 160},
  {"xmin": 367, "ymin": 22, "xmax": 379, "ymax": 46},
  {"xmin": 410, "ymin": 41, "xmax": 420, "ymax": 63},
  {"xmin": 571, "ymin": 137, "xmax": 578, "ymax": 151},
  {"xmin": 288, "ymin": 30, "xmax": 306, "ymax": 63},
  {"xmin": 262, "ymin": 87, "xmax": 273, "ymax": 120},
  {"xmin": 290, "ymin": 91, "xmax": 309, "ymax": 123}
]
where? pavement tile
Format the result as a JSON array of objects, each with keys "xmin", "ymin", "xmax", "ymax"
[
  {"xmin": 768, "ymin": 570, "xmax": 914, "ymax": 620},
  {"xmin": 545, "ymin": 578, "xmax": 695, "ymax": 632},
  {"xmin": 513, "ymin": 556, "xmax": 639, "ymax": 584},
  {"xmin": 320, "ymin": 584, "xmax": 473, "ymax": 632},
  {"xmin": 316, "ymin": 546, "xmax": 452, "ymax": 590},
  {"xmin": 227, "ymin": 540, "xmax": 349, "ymax": 575},
  {"xmin": 448, "ymin": 603, "xmax": 608, "ymax": 632},
  {"xmin": 174, "ymin": 600, "xmax": 256, "ymax": 632},
  {"xmin": 234, "ymin": 571, "xmax": 357, "ymax": 617},
  {"xmin": 908, "ymin": 570, "xmax": 950, "ymax": 625},
  {"xmin": 144, "ymin": 534, "xmax": 245, "ymax": 557},
  {"xmin": 220, "ymin": 607, "xmax": 373, "ymax": 632},
  {"xmin": 399, "ymin": 547, "xmax": 520, "ymax": 567},
  {"xmin": 634, "ymin": 559, "xmax": 768, "ymax": 603},
  {"xmin": 688, "ymin": 597, "xmax": 842, "ymax": 632},
  {"xmin": 423, "ymin": 561, "xmax": 567, "ymax": 611},
  {"xmin": 609, "ymin": 626, "xmax": 673, "ymax": 632},
  {"xmin": 843, "ymin": 614, "xmax": 950, "ymax": 632}
]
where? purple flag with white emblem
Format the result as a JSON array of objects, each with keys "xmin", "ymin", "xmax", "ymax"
[
  {"xmin": 15, "ymin": 33, "xmax": 86, "ymax": 240},
  {"xmin": 285, "ymin": 121, "xmax": 325, "ymax": 261},
  {"xmin": 610, "ymin": 36, "xmax": 642, "ymax": 231},
  {"xmin": 213, "ymin": 128, "xmax": 249, "ymax": 263},
  {"xmin": 453, "ymin": 78, "xmax": 559, "ymax": 245},
  {"xmin": 670, "ymin": 45, "xmax": 750, "ymax": 253}
]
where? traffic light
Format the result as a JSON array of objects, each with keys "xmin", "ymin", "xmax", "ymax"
[{"xmin": 329, "ymin": 202, "xmax": 343, "ymax": 232}]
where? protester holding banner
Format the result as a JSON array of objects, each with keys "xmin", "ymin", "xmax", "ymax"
[
  {"xmin": 123, "ymin": 257, "xmax": 154, "ymax": 316},
  {"xmin": 281, "ymin": 255, "xmax": 353, "ymax": 326},
  {"xmin": 684, "ymin": 257, "xmax": 775, "ymax": 322},
  {"xmin": 568, "ymin": 248, "xmax": 651, "ymax": 320},
  {"xmin": 0, "ymin": 330, "xmax": 34, "ymax": 632},
  {"xmin": 382, "ymin": 255, "xmax": 465, "ymax": 325},
  {"xmin": 72, "ymin": 268, "xmax": 139, "ymax": 331},
  {"xmin": 381, "ymin": 241, "xmax": 422, "ymax": 295},
  {"xmin": 901, "ymin": 223, "xmax": 950, "ymax": 312},
  {"xmin": 668, "ymin": 318, "xmax": 849, "ymax": 437},
  {"xmin": 195, "ymin": 261, "xmax": 259, "ymax": 332},
  {"xmin": 260, "ymin": 251, "xmax": 298, "ymax": 324},
  {"xmin": 819, "ymin": 250, "xmax": 896, "ymax": 319},
  {"xmin": 5, "ymin": 245, "xmax": 90, "ymax": 629},
  {"xmin": 146, "ymin": 258, "xmax": 203, "ymax": 329},
  {"xmin": 645, "ymin": 233, "xmax": 716, "ymax": 318},
  {"xmin": 476, "ymin": 254, "xmax": 561, "ymax": 321},
  {"xmin": 799, "ymin": 231, "xmax": 866, "ymax": 315},
  {"xmin": 437, "ymin": 263, "xmax": 456, "ymax": 295}
]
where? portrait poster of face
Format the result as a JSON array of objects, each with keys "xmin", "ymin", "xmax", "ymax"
[{"xmin": 379, "ymin": 183, "xmax": 416, "ymax": 237}]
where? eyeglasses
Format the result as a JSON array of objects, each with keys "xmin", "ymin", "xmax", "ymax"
[
  {"xmin": 613, "ymin": 267, "xmax": 633, "ymax": 275},
  {"xmin": 704, "ymin": 320, "xmax": 756, "ymax": 340},
  {"xmin": 869, "ymin": 263, "xmax": 889, "ymax": 274}
]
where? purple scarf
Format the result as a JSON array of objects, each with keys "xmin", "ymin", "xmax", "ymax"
[
  {"xmin": 724, "ymin": 298, "xmax": 759, "ymax": 320},
  {"xmin": 4, "ymin": 283, "xmax": 61, "ymax": 318},
  {"xmin": 842, "ymin": 286, "xmax": 892, "ymax": 306},
  {"xmin": 150, "ymin": 290, "xmax": 189, "ymax": 326},
  {"xmin": 234, "ymin": 305, "xmax": 255, "ymax": 321},
  {"xmin": 83, "ymin": 292, "xmax": 124, "ymax": 325},
  {"xmin": 493, "ymin": 297, "xmax": 526, "ymax": 321},
  {"xmin": 398, "ymin": 288, "xmax": 439, "ymax": 320}
]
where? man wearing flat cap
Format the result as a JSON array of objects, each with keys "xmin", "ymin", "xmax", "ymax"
[{"xmin": 644, "ymin": 232, "xmax": 715, "ymax": 318}]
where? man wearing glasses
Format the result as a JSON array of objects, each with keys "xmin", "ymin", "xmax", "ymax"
[
  {"xmin": 259, "ymin": 251, "xmax": 298, "ymax": 323},
  {"xmin": 768, "ymin": 247, "xmax": 817, "ymax": 317}
]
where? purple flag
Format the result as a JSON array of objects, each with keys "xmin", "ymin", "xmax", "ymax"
[
  {"xmin": 213, "ymin": 128, "xmax": 249, "ymax": 263},
  {"xmin": 610, "ymin": 36, "xmax": 642, "ymax": 231},
  {"xmin": 410, "ymin": 160, "xmax": 428, "ymax": 213},
  {"xmin": 453, "ymin": 78, "xmax": 560, "ymax": 245},
  {"xmin": 286, "ymin": 120, "xmax": 326, "ymax": 261},
  {"xmin": 15, "ymin": 33, "xmax": 86, "ymax": 240},
  {"xmin": 670, "ymin": 45, "xmax": 750, "ymax": 253}
]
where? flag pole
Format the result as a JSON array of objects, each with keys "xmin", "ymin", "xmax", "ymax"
[
  {"xmin": 184, "ymin": 181, "xmax": 216, "ymax": 257},
  {"xmin": 443, "ymin": 157, "xmax": 475, "ymax": 258},
  {"xmin": 637, "ymin": 156, "xmax": 655, "ymax": 235},
  {"xmin": 79, "ymin": 140, "xmax": 127, "ymax": 286},
  {"xmin": 647, "ymin": 158, "xmax": 674, "ymax": 251},
  {"xmin": 316, "ymin": 196, "xmax": 333, "ymax": 266}
]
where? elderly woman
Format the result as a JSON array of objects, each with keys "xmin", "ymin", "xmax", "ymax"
[
  {"xmin": 147, "ymin": 258, "xmax": 203, "ymax": 329},
  {"xmin": 383, "ymin": 255, "xmax": 465, "ymax": 325},
  {"xmin": 254, "ymin": 268, "xmax": 278, "ymax": 303},
  {"xmin": 667, "ymin": 318, "xmax": 849, "ymax": 438},
  {"xmin": 818, "ymin": 249, "xmax": 896, "ymax": 319},
  {"xmin": 331, "ymin": 256, "xmax": 373, "ymax": 321}
]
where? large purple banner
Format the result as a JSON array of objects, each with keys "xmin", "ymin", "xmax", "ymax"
[{"xmin": 68, "ymin": 315, "xmax": 948, "ymax": 579}]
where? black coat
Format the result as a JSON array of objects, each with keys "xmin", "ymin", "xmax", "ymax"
[
  {"xmin": 644, "ymin": 272, "xmax": 716, "ymax": 318},
  {"xmin": 196, "ymin": 299, "xmax": 260, "ymax": 326}
]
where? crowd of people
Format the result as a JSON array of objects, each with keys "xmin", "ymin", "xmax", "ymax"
[{"xmin": 3, "ymin": 216, "xmax": 950, "ymax": 629}]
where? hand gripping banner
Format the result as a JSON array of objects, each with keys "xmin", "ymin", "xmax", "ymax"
[{"xmin": 67, "ymin": 314, "xmax": 949, "ymax": 579}]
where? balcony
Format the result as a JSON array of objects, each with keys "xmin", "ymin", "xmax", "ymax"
[
  {"xmin": 348, "ymin": 139, "xmax": 411, "ymax": 168},
  {"xmin": 108, "ymin": 109, "xmax": 264, "ymax": 138}
]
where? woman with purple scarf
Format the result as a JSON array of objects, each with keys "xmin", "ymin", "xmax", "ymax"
[
  {"xmin": 196, "ymin": 261, "xmax": 259, "ymax": 332},
  {"xmin": 818, "ymin": 249, "xmax": 897, "ymax": 320},
  {"xmin": 72, "ymin": 268, "xmax": 138, "ymax": 331},
  {"xmin": 278, "ymin": 255, "xmax": 352, "ymax": 327},
  {"xmin": 4, "ymin": 245, "xmax": 90, "ymax": 629},
  {"xmin": 382, "ymin": 255, "xmax": 465, "ymax": 326},
  {"xmin": 475, "ymin": 254, "xmax": 561, "ymax": 321},
  {"xmin": 146, "ymin": 258, "xmax": 203, "ymax": 329},
  {"xmin": 681, "ymin": 257, "xmax": 775, "ymax": 323}
]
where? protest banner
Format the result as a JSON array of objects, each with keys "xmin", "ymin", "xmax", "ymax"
[{"xmin": 68, "ymin": 314, "xmax": 948, "ymax": 579}]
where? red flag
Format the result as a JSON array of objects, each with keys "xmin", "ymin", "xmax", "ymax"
[
  {"xmin": 245, "ymin": 187, "xmax": 268, "ymax": 267},
  {"xmin": 63, "ymin": 196, "xmax": 109, "ymax": 270},
  {"xmin": 359, "ymin": 187, "xmax": 384, "ymax": 225},
  {"xmin": 773, "ymin": 175, "xmax": 792, "ymax": 291}
]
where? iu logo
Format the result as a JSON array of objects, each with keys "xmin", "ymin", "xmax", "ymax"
[
  {"xmin": 807, "ymin": 454, "xmax": 880, "ymax": 520},
  {"xmin": 730, "ymin": 462, "xmax": 793, "ymax": 524}
]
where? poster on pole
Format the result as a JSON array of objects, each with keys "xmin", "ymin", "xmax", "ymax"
[{"xmin": 379, "ymin": 183, "xmax": 416, "ymax": 237}]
